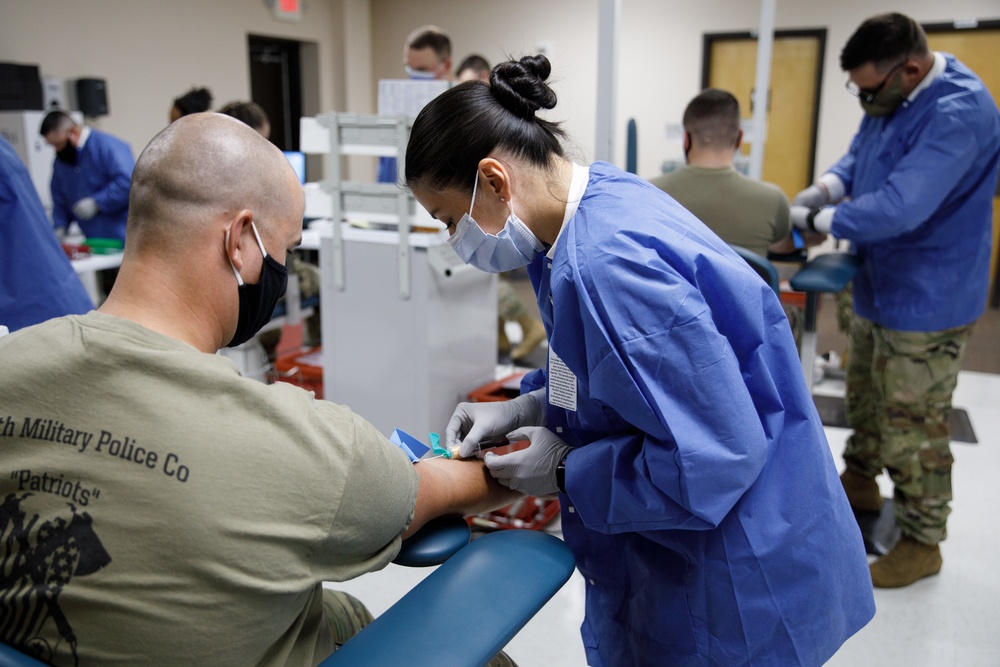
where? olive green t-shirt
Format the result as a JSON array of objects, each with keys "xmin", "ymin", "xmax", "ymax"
[
  {"xmin": 650, "ymin": 166, "xmax": 791, "ymax": 258},
  {"xmin": 0, "ymin": 312, "xmax": 419, "ymax": 666}
]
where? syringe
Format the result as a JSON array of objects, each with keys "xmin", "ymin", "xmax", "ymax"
[{"xmin": 428, "ymin": 435, "xmax": 511, "ymax": 460}]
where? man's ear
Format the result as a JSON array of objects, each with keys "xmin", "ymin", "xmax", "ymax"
[
  {"xmin": 683, "ymin": 132, "xmax": 692, "ymax": 154},
  {"xmin": 734, "ymin": 129, "xmax": 743, "ymax": 151},
  {"xmin": 224, "ymin": 212, "xmax": 255, "ymax": 273},
  {"xmin": 477, "ymin": 158, "xmax": 512, "ymax": 202},
  {"xmin": 901, "ymin": 57, "xmax": 924, "ymax": 89}
]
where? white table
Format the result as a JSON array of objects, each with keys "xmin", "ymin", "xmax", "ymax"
[{"xmin": 71, "ymin": 252, "xmax": 123, "ymax": 304}]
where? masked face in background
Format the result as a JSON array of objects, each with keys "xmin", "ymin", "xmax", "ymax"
[
  {"xmin": 46, "ymin": 127, "xmax": 78, "ymax": 165},
  {"xmin": 860, "ymin": 69, "xmax": 906, "ymax": 117},
  {"xmin": 56, "ymin": 142, "xmax": 78, "ymax": 165}
]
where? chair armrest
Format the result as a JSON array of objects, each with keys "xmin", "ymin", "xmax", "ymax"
[
  {"xmin": 789, "ymin": 253, "xmax": 862, "ymax": 294},
  {"xmin": 393, "ymin": 515, "xmax": 471, "ymax": 567},
  {"xmin": 321, "ymin": 530, "xmax": 576, "ymax": 667},
  {"xmin": 729, "ymin": 244, "xmax": 781, "ymax": 296},
  {"xmin": 0, "ymin": 643, "xmax": 48, "ymax": 667}
]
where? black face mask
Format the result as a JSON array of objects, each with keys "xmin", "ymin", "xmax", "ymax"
[
  {"xmin": 56, "ymin": 142, "xmax": 78, "ymax": 165},
  {"xmin": 225, "ymin": 223, "xmax": 289, "ymax": 348}
]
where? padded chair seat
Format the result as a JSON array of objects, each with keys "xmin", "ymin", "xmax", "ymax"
[
  {"xmin": 789, "ymin": 252, "xmax": 862, "ymax": 294},
  {"xmin": 729, "ymin": 244, "xmax": 780, "ymax": 296},
  {"xmin": 0, "ymin": 643, "xmax": 46, "ymax": 667},
  {"xmin": 321, "ymin": 530, "xmax": 576, "ymax": 667}
]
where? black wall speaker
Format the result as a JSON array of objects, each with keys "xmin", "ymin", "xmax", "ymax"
[{"xmin": 76, "ymin": 78, "xmax": 108, "ymax": 117}]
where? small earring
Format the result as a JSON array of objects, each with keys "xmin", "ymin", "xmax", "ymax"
[{"xmin": 500, "ymin": 197, "xmax": 505, "ymax": 202}]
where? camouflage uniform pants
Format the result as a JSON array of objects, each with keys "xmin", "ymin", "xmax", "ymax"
[
  {"xmin": 835, "ymin": 285, "xmax": 853, "ymax": 333},
  {"xmin": 322, "ymin": 589, "xmax": 518, "ymax": 666},
  {"xmin": 843, "ymin": 315, "xmax": 972, "ymax": 545},
  {"xmin": 498, "ymin": 276, "xmax": 530, "ymax": 321}
]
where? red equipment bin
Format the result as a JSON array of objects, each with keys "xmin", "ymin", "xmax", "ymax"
[{"xmin": 274, "ymin": 347, "xmax": 324, "ymax": 399}]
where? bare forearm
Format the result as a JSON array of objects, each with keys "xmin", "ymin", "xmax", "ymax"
[{"xmin": 404, "ymin": 458, "xmax": 521, "ymax": 538}]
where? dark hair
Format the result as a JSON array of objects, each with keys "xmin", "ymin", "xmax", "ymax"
[
  {"xmin": 683, "ymin": 88, "xmax": 741, "ymax": 148},
  {"xmin": 218, "ymin": 100, "xmax": 270, "ymax": 133},
  {"xmin": 407, "ymin": 27, "xmax": 451, "ymax": 59},
  {"xmin": 172, "ymin": 87, "xmax": 214, "ymax": 116},
  {"xmin": 39, "ymin": 110, "xmax": 74, "ymax": 136},
  {"xmin": 840, "ymin": 13, "xmax": 928, "ymax": 71},
  {"xmin": 405, "ymin": 54, "xmax": 565, "ymax": 192},
  {"xmin": 456, "ymin": 54, "xmax": 491, "ymax": 78}
]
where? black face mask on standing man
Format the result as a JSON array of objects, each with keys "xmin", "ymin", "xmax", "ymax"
[
  {"xmin": 55, "ymin": 141, "xmax": 78, "ymax": 165},
  {"xmin": 225, "ymin": 221, "xmax": 289, "ymax": 348}
]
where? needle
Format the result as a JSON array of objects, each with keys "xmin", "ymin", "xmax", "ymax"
[{"xmin": 422, "ymin": 436, "xmax": 511, "ymax": 461}]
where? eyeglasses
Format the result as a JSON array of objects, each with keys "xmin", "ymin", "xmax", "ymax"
[{"xmin": 845, "ymin": 57, "xmax": 908, "ymax": 104}]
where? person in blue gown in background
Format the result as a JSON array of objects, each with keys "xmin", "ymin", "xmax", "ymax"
[{"xmin": 0, "ymin": 135, "xmax": 92, "ymax": 332}]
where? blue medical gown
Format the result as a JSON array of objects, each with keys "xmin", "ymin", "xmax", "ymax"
[
  {"xmin": 826, "ymin": 54, "xmax": 1000, "ymax": 332},
  {"xmin": 522, "ymin": 162, "xmax": 875, "ymax": 666},
  {"xmin": 50, "ymin": 129, "xmax": 135, "ymax": 241},
  {"xmin": 377, "ymin": 156, "xmax": 398, "ymax": 184},
  {"xmin": 0, "ymin": 136, "xmax": 93, "ymax": 331}
]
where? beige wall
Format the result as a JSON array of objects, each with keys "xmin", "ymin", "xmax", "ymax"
[
  {"xmin": 0, "ymin": 0, "xmax": 349, "ymax": 157},
  {"xmin": 369, "ymin": 0, "xmax": 600, "ymax": 165},
  {"xmin": 2, "ymin": 1, "xmax": 996, "ymax": 183},
  {"xmin": 369, "ymin": 0, "xmax": 999, "ymax": 181}
]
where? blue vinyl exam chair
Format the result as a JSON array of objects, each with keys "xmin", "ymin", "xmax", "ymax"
[{"xmin": 0, "ymin": 515, "xmax": 576, "ymax": 667}]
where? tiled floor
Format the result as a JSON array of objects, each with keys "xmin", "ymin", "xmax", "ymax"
[{"xmin": 328, "ymin": 368, "xmax": 1000, "ymax": 666}]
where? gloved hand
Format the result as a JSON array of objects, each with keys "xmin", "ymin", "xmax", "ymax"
[
  {"xmin": 790, "ymin": 205, "xmax": 813, "ymax": 231},
  {"xmin": 72, "ymin": 197, "xmax": 99, "ymax": 221},
  {"xmin": 810, "ymin": 207, "xmax": 835, "ymax": 234},
  {"xmin": 484, "ymin": 426, "xmax": 571, "ymax": 497},
  {"xmin": 791, "ymin": 205, "xmax": 836, "ymax": 235},
  {"xmin": 446, "ymin": 388, "xmax": 546, "ymax": 459},
  {"xmin": 791, "ymin": 183, "xmax": 829, "ymax": 210}
]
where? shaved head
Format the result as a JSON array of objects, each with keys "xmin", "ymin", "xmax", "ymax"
[
  {"xmin": 99, "ymin": 112, "xmax": 304, "ymax": 353},
  {"xmin": 127, "ymin": 113, "xmax": 301, "ymax": 250}
]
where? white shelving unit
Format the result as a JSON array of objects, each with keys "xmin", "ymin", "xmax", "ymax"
[{"xmin": 300, "ymin": 113, "xmax": 497, "ymax": 438}]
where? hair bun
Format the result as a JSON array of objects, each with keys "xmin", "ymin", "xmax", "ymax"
[{"xmin": 489, "ymin": 54, "xmax": 557, "ymax": 120}]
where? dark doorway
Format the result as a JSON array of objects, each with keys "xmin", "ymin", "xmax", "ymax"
[{"xmin": 248, "ymin": 35, "xmax": 302, "ymax": 151}]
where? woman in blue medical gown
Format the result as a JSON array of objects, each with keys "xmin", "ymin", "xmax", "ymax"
[
  {"xmin": 405, "ymin": 55, "xmax": 875, "ymax": 667},
  {"xmin": 0, "ymin": 135, "xmax": 93, "ymax": 331}
]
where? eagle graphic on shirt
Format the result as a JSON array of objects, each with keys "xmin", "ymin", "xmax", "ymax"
[{"xmin": 0, "ymin": 493, "xmax": 111, "ymax": 666}]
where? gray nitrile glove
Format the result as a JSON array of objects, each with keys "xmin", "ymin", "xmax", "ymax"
[
  {"xmin": 791, "ymin": 184, "xmax": 829, "ymax": 210},
  {"xmin": 484, "ymin": 426, "xmax": 571, "ymax": 497},
  {"xmin": 72, "ymin": 197, "xmax": 99, "ymax": 221},
  {"xmin": 810, "ymin": 207, "xmax": 835, "ymax": 234},
  {"xmin": 791, "ymin": 205, "xmax": 835, "ymax": 234},
  {"xmin": 446, "ymin": 388, "xmax": 546, "ymax": 459},
  {"xmin": 790, "ymin": 205, "xmax": 813, "ymax": 231}
]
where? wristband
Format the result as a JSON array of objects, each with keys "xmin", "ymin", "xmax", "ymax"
[{"xmin": 556, "ymin": 451, "xmax": 570, "ymax": 494}]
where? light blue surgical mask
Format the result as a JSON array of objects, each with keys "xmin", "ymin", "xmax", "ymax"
[
  {"xmin": 448, "ymin": 173, "xmax": 545, "ymax": 273},
  {"xmin": 405, "ymin": 65, "xmax": 438, "ymax": 80}
]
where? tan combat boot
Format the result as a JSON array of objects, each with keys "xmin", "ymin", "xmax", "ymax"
[
  {"xmin": 840, "ymin": 469, "xmax": 883, "ymax": 513},
  {"xmin": 870, "ymin": 535, "xmax": 942, "ymax": 588},
  {"xmin": 511, "ymin": 315, "xmax": 547, "ymax": 362}
]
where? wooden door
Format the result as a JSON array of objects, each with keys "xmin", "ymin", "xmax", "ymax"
[
  {"xmin": 925, "ymin": 24, "xmax": 1000, "ymax": 306},
  {"xmin": 703, "ymin": 31, "xmax": 825, "ymax": 200}
]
